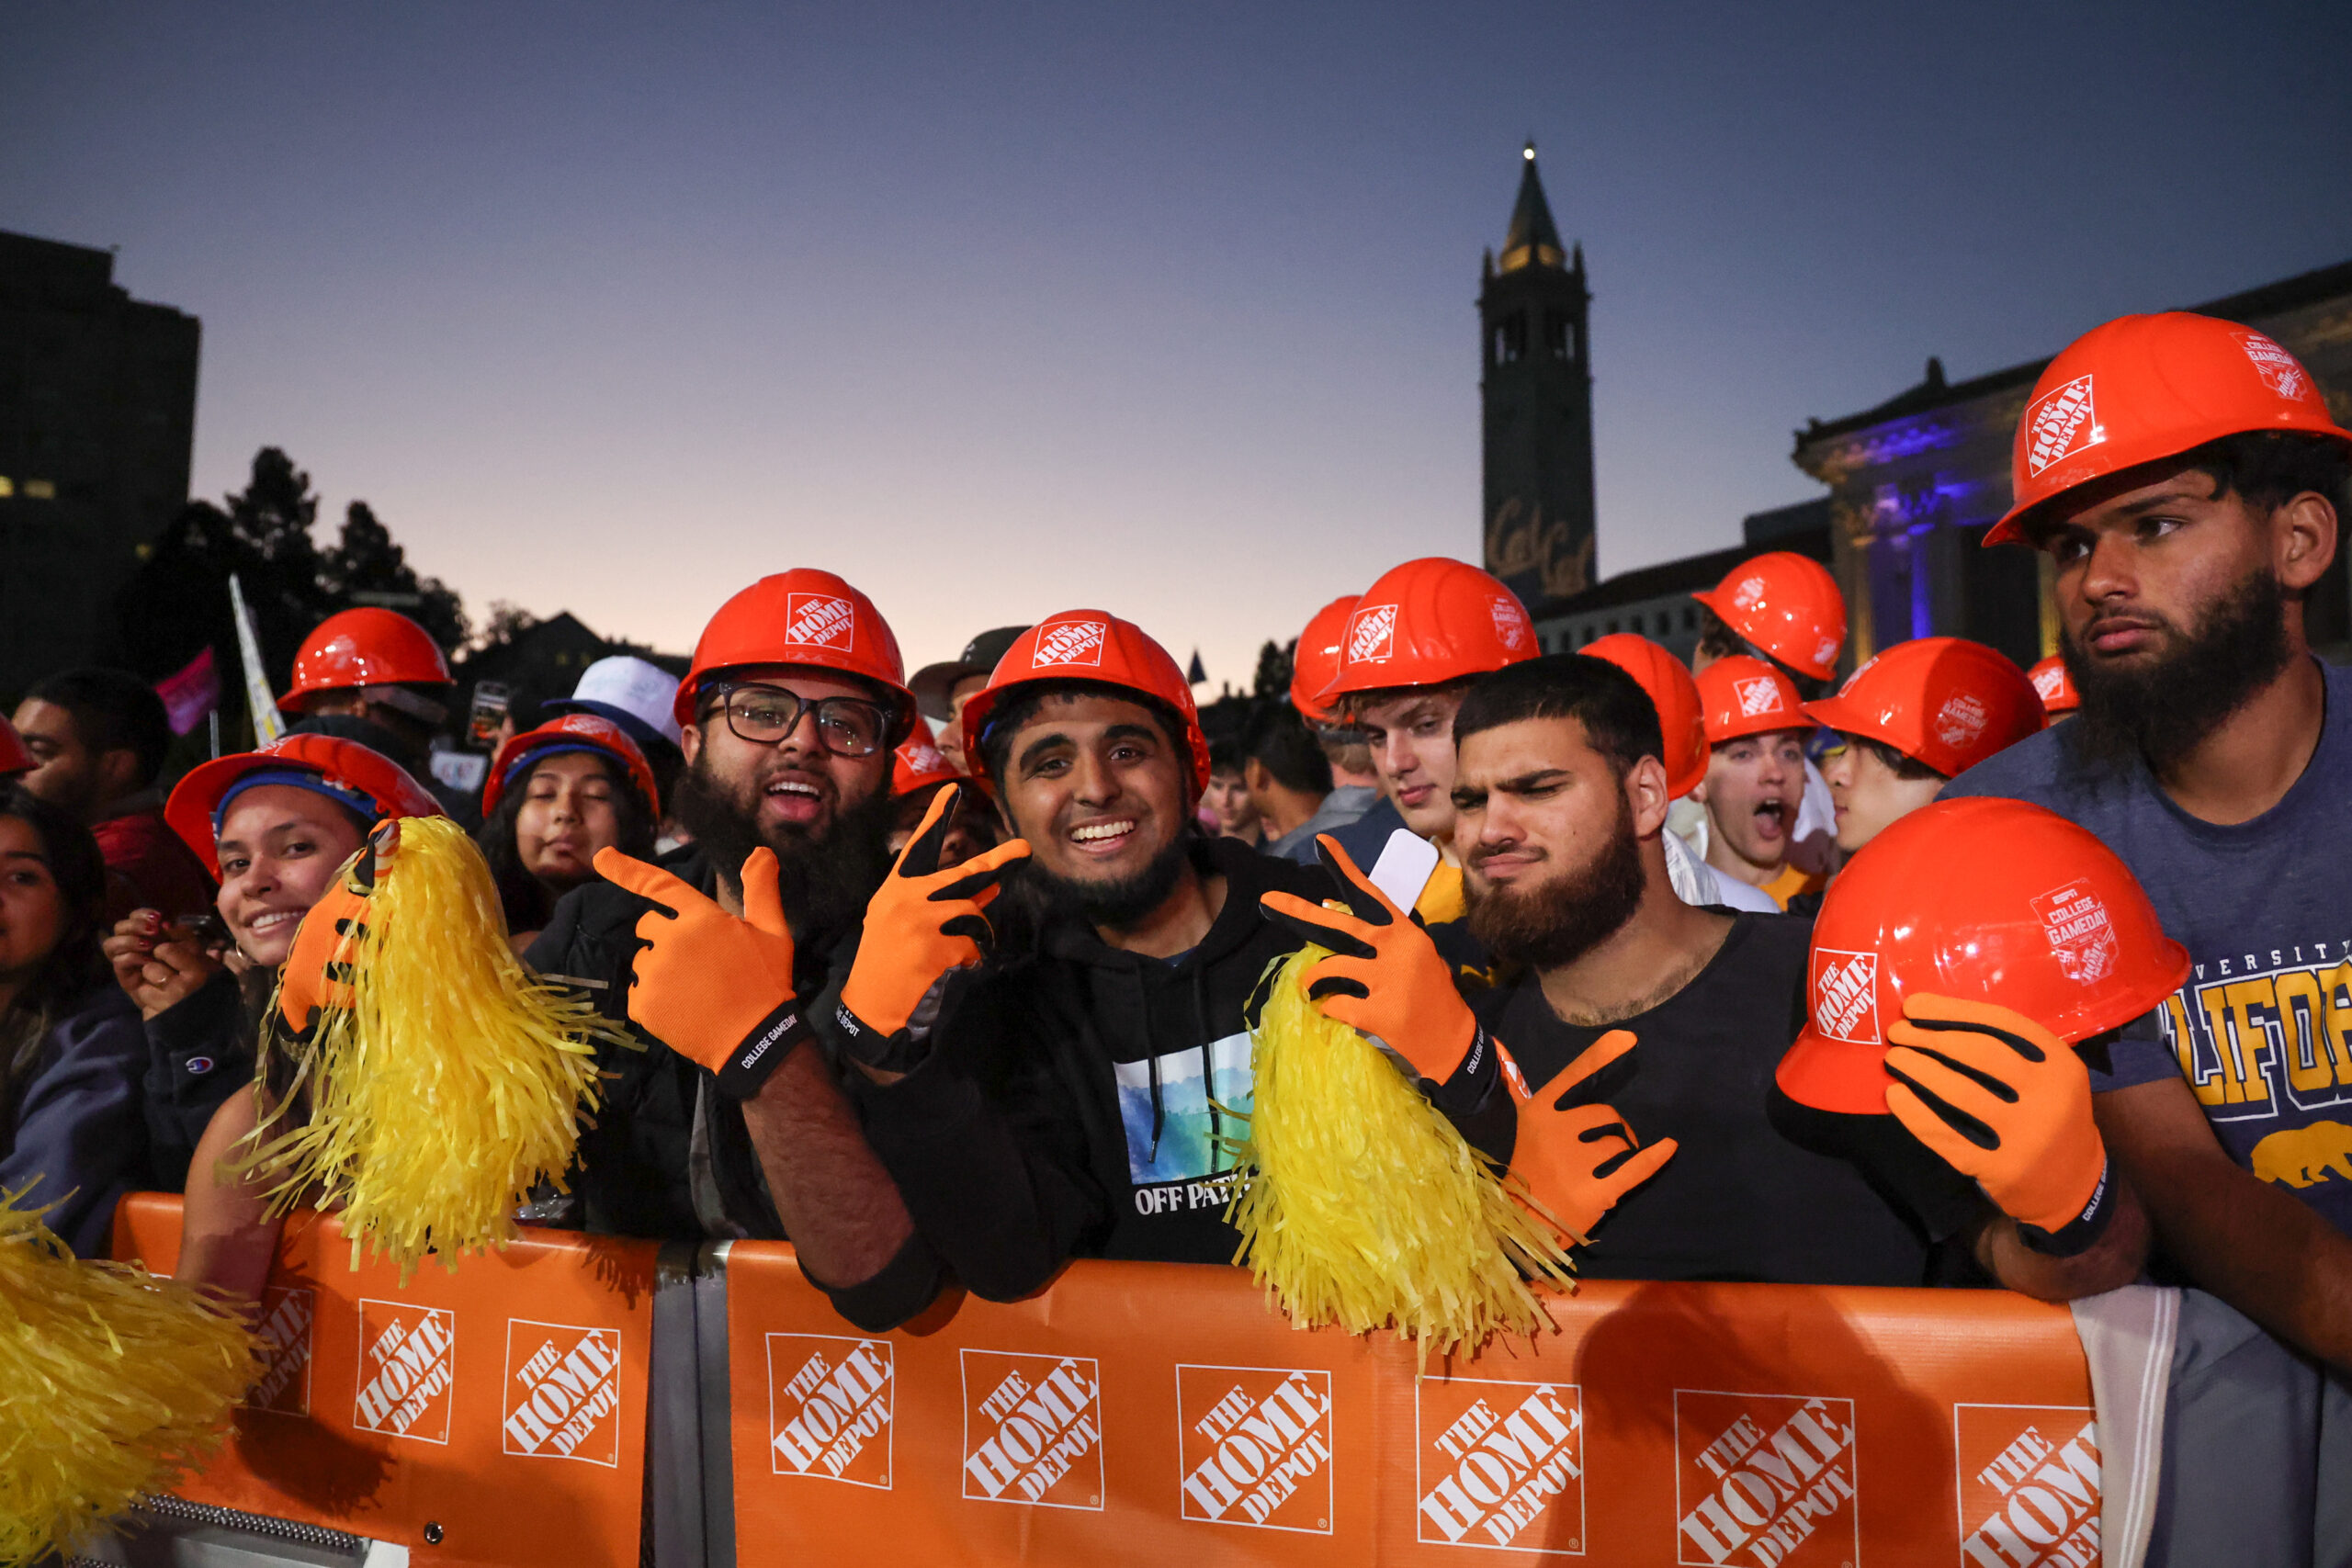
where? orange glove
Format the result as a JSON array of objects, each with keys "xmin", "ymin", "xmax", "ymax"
[
  {"xmin": 1260, "ymin": 834, "xmax": 1492, "ymax": 1100},
  {"xmin": 820, "ymin": 784, "xmax": 1031, "ymax": 1073},
  {"xmin": 277, "ymin": 820, "xmax": 396, "ymax": 1031},
  {"xmin": 594, "ymin": 845, "xmax": 808, "ymax": 1099},
  {"xmin": 1499, "ymin": 1030, "xmax": 1678, "ymax": 1241},
  {"xmin": 1883, "ymin": 994, "xmax": 2112, "ymax": 1254}
]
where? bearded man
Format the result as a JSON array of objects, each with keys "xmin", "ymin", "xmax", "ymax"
[
  {"xmin": 1448, "ymin": 655, "xmax": 2143, "ymax": 1295},
  {"xmin": 527, "ymin": 571, "xmax": 937, "ymax": 1330}
]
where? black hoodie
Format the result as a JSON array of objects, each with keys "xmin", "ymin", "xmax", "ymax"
[{"xmin": 856, "ymin": 834, "xmax": 1384, "ymax": 1300}]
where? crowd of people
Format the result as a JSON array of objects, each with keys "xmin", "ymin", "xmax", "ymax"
[{"xmin": 4, "ymin": 307, "xmax": 2349, "ymax": 1557}]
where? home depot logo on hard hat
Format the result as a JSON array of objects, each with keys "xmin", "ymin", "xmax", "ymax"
[
  {"xmin": 2238, "ymin": 332, "xmax": 2317, "ymax": 402},
  {"xmin": 1177, "ymin": 1364, "xmax": 1335, "ymax": 1533},
  {"xmin": 1490, "ymin": 596, "xmax": 1531, "ymax": 653},
  {"xmin": 1674, "ymin": 1390, "xmax": 1858, "ymax": 1567},
  {"xmin": 1030, "ymin": 619, "xmax": 1110, "ymax": 671},
  {"xmin": 2030, "ymin": 881, "xmax": 2119, "ymax": 985},
  {"xmin": 1954, "ymin": 1405, "xmax": 2101, "ymax": 1568},
  {"xmin": 899, "ymin": 742, "xmax": 947, "ymax": 776},
  {"xmin": 1811, "ymin": 950, "xmax": 1881, "ymax": 1045},
  {"xmin": 1731, "ymin": 576, "xmax": 1767, "ymax": 611},
  {"xmin": 1347, "ymin": 604, "xmax": 1398, "ymax": 666},
  {"xmin": 245, "ymin": 1286, "xmax": 315, "ymax": 1417},
  {"xmin": 2023, "ymin": 376, "xmax": 2104, "ymax": 477},
  {"xmin": 353, "ymin": 1300, "xmax": 457, "ymax": 1443},
  {"xmin": 1936, "ymin": 694, "xmax": 1990, "ymax": 750},
  {"xmin": 769, "ymin": 1333, "xmax": 894, "ymax": 1487},
  {"xmin": 2031, "ymin": 665, "xmax": 2068, "ymax": 704},
  {"xmin": 503, "ymin": 1320, "xmax": 623, "ymax": 1467},
  {"xmin": 1415, "ymin": 1377, "xmax": 1585, "ymax": 1551},
  {"xmin": 784, "ymin": 593, "xmax": 857, "ymax": 650},
  {"xmin": 1736, "ymin": 675, "xmax": 1785, "ymax": 718},
  {"xmin": 961, "ymin": 1349, "xmax": 1104, "ymax": 1508}
]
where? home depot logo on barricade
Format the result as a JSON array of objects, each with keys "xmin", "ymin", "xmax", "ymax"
[
  {"xmin": 960, "ymin": 1349, "xmax": 1103, "ymax": 1509},
  {"xmin": 1031, "ymin": 618, "xmax": 1109, "ymax": 671},
  {"xmin": 352, "ymin": 1300, "xmax": 456, "ymax": 1444},
  {"xmin": 1415, "ymin": 1378, "xmax": 1585, "ymax": 1553},
  {"xmin": 502, "ymin": 1319, "xmax": 622, "ymax": 1467},
  {"xmin": 1675, "ymin": 1390, "xmax": 1858, "ymax": 1568},
  {"xmin": 2030, "ymin": 881, "xmax": 2118, "ymax": 985},
  {"xmin": 1176, "ymin": 1365, "xmax": 1335, "ymax": 1534},
  {"xmin": 784, "ymin": 592, "xmax": 855, "ymax": 649},
  {"xmin": 1954, "ymin": 1405, "xmax": 2101, "ymax": 1568},
  {"xmin": 768, "ymin": 1333, "xmax": 893, "ymax": 1488},
  {"xmin": 244, "ymin": 1285, "xmax": 314, "ymax": 1416},
  {"xmin": 1736, "ymin": 676, "xmax": 1784, "ymax": 718},
  {"xmin": 2024, "ymin": 375, "xmax": 2103, "ymax": 476},
  {"xmin": 1348, "ymin": 604, "xmax": 1397, "ymax": 666},
  {"xmin": 1811, "ymin": 950, "xmax": 1880, "ymax": 1043}
]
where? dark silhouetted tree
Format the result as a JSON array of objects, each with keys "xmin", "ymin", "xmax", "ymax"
[
  {"xmin": 1252, "ymin": 638, "xmax": 1296, "ymax": 701},
  {"xmin": 321, "ymin": 501, "xmax": 469, "ymax": 649}
]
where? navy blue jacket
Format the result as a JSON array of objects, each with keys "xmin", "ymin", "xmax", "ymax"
[{"xmin": 0, "ymin": 984, "xmax": 153, "ymax": 1257}]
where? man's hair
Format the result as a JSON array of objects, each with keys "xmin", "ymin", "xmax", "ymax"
[
  {"xmin": 25, "ymin": 667, "xmax": 173, "ymax": 787},
  {"xmin": 1207, "ymin": 736, "xmax": 1247, "ymax": 780},
  {"xmin": 1694, "ymin": 607, "xmax": 1830, "ymax": 701},
  {"xmin": 1242, "ymin": 705, "xmax": 1332, "ymax": 795},
  {"xmin": 977, "ymin": 679, "xmax": 1190, "ymax": 787},
  {"xmin": 1453, "ymin": 655, "xmax": 1664, "ymax": 781},
  {"xmin": 2178, "ymin": 432, "xmax": 2352, "ymax": 601},
  {"xmin": 1848, "ymin": 734, "xmax": 1945, "ymax": 783},
  {"xmin": 1336, "ymin": 674, "xmax": 1479, "ymax": 722}
]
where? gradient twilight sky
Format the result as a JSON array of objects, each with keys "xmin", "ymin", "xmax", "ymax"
[{"xmin": 8, "ymin": 3, "xmax": 2350, "ymax": 686}]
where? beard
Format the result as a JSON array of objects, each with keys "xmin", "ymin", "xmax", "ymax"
[
  {"xmin": 1464, "ymin": 795, "xmax": 1648, "ymax": 972},
  {"xmin": 668, "ymin": 760, "xmax": 894, "ymax": 943},
  {"xmin": 1019, "ymin": 831, "xmax": 1194, "ymax": 931},
  {"xmin": 2064, "ymin": 567, "xmax": 2294, "ymax": 776}
]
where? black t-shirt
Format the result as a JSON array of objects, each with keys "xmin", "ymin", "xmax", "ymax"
[{"xmin": 1475, "ymin": 912, "xmax": 1979, "ymax": 1286}]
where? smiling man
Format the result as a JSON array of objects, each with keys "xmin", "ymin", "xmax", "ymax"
[
  {"xmin": 1942, "ymin": 314, "xmax": 2352, "ymax": 1560},
  {"xmin": 846, "ymin": 610, "xmax": 1340, "ymax": 1299},
  {"xmin": 1688, "ymin": 655, "xmax": 1819, "ymax": 908}
]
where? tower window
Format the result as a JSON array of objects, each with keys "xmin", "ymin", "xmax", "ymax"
[
  {"xmin": 1544, "ymin": 312, "xmax": 1570, "ymax": 361},
  {"xmin": 1495, "ymin": 312, "xmax": 1527, "ymax": 365}
]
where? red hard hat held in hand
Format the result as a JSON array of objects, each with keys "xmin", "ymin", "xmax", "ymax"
[
  {"xmin": 959, "ymin": 610, "xmax": 1214, "ymax": 792},
  {"xmin": 1581, "ymin": 633, "xmax": 1708, "ymax": 797},
  {"xmin": 482, "ymin": 713, "xmax": 662, "ymax": 818},
  {"xmin": 1693, "ymin": 655, "xmax": 1805, "ymax": 747},
  {"xmin": 674, "ymin": 569, "xmax": 918, "ymax": 739},
  {"xmin": 1802, "ymin": 637, "xmax": 2044, "ymax": 779},
  {"xmin": 2028, "ymin": 656, "xmax": 2079, "ymax": 716},
  {"xmin": 279, "ymin": 607, "xmax": 455, "ymax": 715},
  {"xmin": 1319, "ymin": 558, "xmax": 1536, "ymax": 702},
  {"xmin": 1691, "ymin": 552, "xmax": 1848, "ymax": 681},
  {"xmin": 1776, "ymin": 796, "xmax": 2190, "ymax": 1115},
  {"xmin": 164, "ymin": 733, "xmax": 444, "ymax": 876},
  {"xmin": 1291, "ymin": 594, "xmax": 1359, "ymax": 725}
]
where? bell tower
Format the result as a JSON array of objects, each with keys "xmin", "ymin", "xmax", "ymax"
[{"xmin": 1479, "ymin": 141, "xmax": 1596, "ymax": 608}]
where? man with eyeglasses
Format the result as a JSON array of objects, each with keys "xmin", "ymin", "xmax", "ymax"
[{"xmin": 526, "ymin": 570, "xmax": 945, "ymax": 1330}]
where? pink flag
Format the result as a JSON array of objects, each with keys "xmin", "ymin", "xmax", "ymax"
[{"xmin": 156, "ymin": 647, "xmax": 221, "ymax": 736}]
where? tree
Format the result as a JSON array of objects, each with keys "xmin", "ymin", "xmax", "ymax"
[
  {"xmin": 321, "ymin": 501, "xmax": 470, "ymax": 649},
  {"xmin": 1252, "ymin": 638, "xmax": 1296, "ymax": 701}
]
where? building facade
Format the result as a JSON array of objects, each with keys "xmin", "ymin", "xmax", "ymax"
[
  {"xmin": 1792, "ymin": 260, "xmax": 2352, "ymax": 668},
  {"xmin": 0, "ymin": 231, "xmax": 200, "ymax": 694},
  {"xmin": 1529, "ymin": 499, "xmax": 1832, "ymax": 661},
  {"xmin": 1480, "ymin": 144, "xmax": 1598, "ymax": 615}
]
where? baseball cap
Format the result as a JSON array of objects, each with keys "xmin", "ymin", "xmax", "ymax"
[
  {"xmin": 543, "ymin": 655, "xmax": 684, "ymax": 750},
  {"xmin": 909, "ymin": 626, "xmax": 1032, "ymax": 723}
]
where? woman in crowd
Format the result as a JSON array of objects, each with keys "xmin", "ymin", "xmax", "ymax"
[
  {"xmin": 475, "ymin": 714, "xmax": 659, "ymax": 948},
  {"xmin": 0, "ymin": 783, "xmax": 153, "ymax": 1256}
]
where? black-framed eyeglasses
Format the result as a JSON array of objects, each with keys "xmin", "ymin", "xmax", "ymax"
[{"xmin": 708, "ymin": 683, "xmax": 893, "ymax": 758}]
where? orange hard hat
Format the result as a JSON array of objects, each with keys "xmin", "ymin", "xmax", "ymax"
[
  {"xmin": 279, "ymin": 608, "xmax": 454, "ymax": 715},
  {"xmin": 1775, "ymin": 796, "xmax": 2189, "ymax": 1115},
  {"xmin": 1320, "ymin": 558, "xmax": 1536, "ymax": 702},
  {"xmin": 891, "ymin": 716, "xmax": 965, "ymax": 798},
  {"xmin": 1690, "ymin": 553, "xmax": 1848, "ymax": 681},
  {"xmin": 165, "ymin": 732, "xmax": 443, "ymax": 877},
  {"xmin": 1693, "ymin": 655, "xmax": 1807, "ymax": 746},
  {"xmin": 2029, "ymin": 655, "xmax": 2080, "ymax": 716},
  {"xmin": 1985, "ymin": 312, "xmax": 2352, "ymax": 547},
  {"xmin": 1801, "ymin": 637, "xmax": 2044, "ymax": 779},
  {"xmin": 1290, "ymin": 594, "xmax": 1358, "ymax": 725},
  {"xmin": 0, "ymin": 717, "xmax": 28, "ymax": 776},
  {"xmin": 673, "ymin": 570, "xmax": 917, "ymax": 739},
  {"xmin": 1581, "ymin": 633, "xmax": 1707, "ymax": 797},
  {"xmin": 961, "ymin": 610, "xmax": 1213, "ymax": 793},
  {"xmin": 482, "ymin": 714, "xmax": 661, "ymax": 819}
]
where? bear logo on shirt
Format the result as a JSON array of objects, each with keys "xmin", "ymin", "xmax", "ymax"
[{"xmin": 2251, "ymin": 1122, "xmax": 2352, "ymax": 1188}]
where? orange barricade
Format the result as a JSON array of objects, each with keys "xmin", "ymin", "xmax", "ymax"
[
  {"xmin": 728, "ymin": 1245, "xmax": 2101, "ymax": 1567},
  {"xmin": 112, "ymin": 1193, "xmax": 657, "ymax": 1568}
]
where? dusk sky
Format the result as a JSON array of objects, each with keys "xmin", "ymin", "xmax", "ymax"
[{"xmin": 9, "ymin": 3, "xmax": 2349, "ymax": 686}]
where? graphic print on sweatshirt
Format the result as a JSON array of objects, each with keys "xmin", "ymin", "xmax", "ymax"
[{"xmin": 1113, "ymin": 1032, "xmax": 1253, "ymax": 1205}]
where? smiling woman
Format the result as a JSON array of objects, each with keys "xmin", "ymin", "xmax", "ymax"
[{"xmin": 476, "ymin": 715, "xmax": 660, "ymax": 945}]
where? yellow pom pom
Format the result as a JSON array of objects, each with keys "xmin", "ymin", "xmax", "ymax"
[
  {"xmin": 0, "ymin": 1186, "xmax": 260, "ymax": 1564},
  {"xmin": 241, "ymin": 815, "xmax": 631, "ymax": 1278},
  {"xmin": 1224, "ymin": 946, "xmax": 1574, "ymax": 1360}
]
